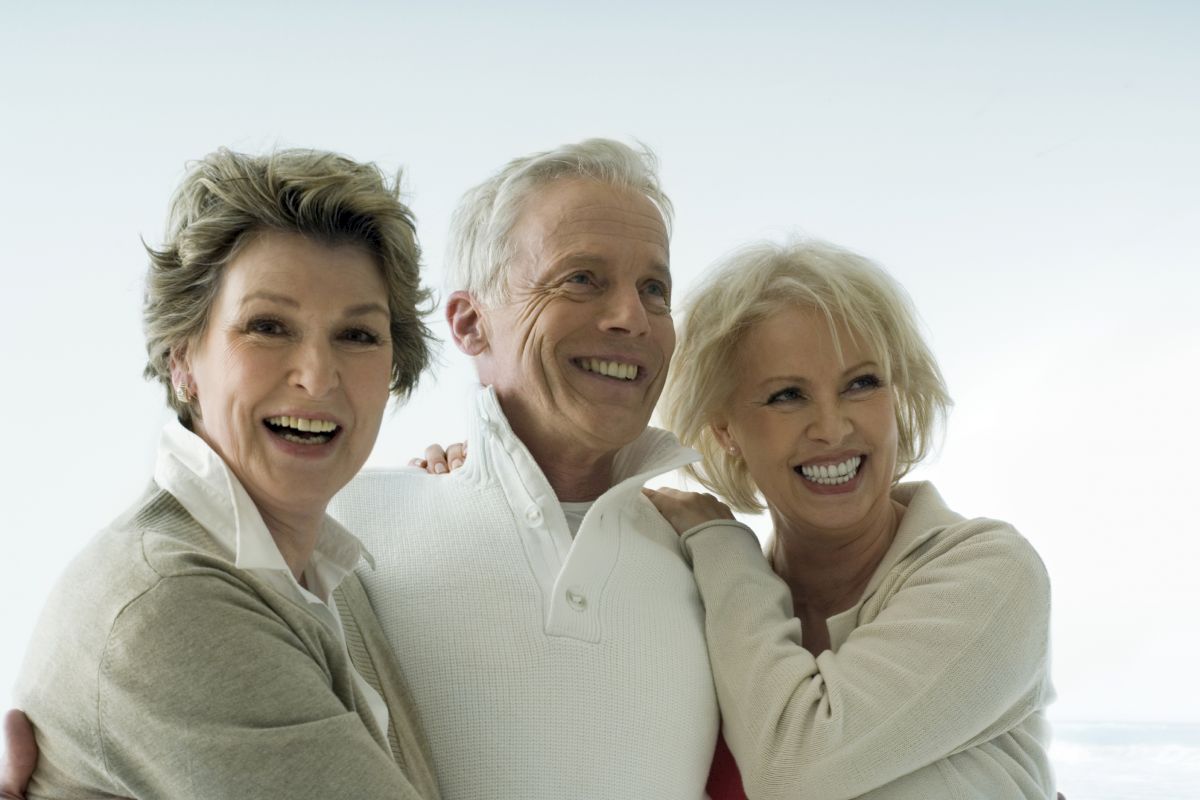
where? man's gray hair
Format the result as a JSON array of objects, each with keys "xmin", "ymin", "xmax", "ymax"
[{"xmin": 445, "ymin": 138, "xmax": 673, "ymax": 304}]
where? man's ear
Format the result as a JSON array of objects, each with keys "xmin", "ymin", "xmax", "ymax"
[{"xmin": 446, "ymin": 291, "xmax": 489, "ymax": 356}]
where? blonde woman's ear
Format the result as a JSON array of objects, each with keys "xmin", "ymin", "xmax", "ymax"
[{"xmin": 709, "ymin": 420, "xmax": 739, "ymax": 457}]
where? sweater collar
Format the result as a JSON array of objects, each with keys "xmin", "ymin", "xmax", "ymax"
[
  {"xmin": 821, "ymin": 481, "xmax": 962, "ymax": 645},
  {"xmin": 866, "ymin": 481, "xmax": 963, "ymax": 593},
  {"xmin": 460, "ymin": 385, "xmax": 698, "ymax": 507},
  {"xmin": 153, "ymin": 419, "xmax": 374, "ymax": 603}
]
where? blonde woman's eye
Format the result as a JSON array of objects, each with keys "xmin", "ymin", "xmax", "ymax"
[
  {"xmin": 767, "ymin": 387, "xmax": 803, "ymax": 404},
  {"xmin": 247, "ymin": 317, "xmax": 286, "ymax": 336},
  {"xmin": 848, "ymin": 374, "xmax": 883, "ymax": 392}
]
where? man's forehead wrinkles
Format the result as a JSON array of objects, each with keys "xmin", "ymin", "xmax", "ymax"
[
  {"xmin": 556, "ymin": 203, "xmax": 663, "ymax": 226},
  {"xmin": 547, "ymin": 223, "xmax": 668, "ymax": 248}
]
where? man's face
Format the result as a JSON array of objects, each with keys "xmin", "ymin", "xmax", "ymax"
[{"xmin": 477, "ymin": 178, "xmax": 675, "ymax": 459}]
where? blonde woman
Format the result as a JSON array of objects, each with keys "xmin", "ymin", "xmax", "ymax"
[{"xmin": 646, "ymin": 239, "xmax": 1055, "ymax": 799}]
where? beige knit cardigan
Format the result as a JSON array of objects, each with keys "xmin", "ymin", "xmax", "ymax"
[{"xmin": 15, "ymin": 484, "xmax": 440, "ymax": 800}]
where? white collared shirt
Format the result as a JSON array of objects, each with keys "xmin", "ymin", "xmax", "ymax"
[{"xmin": 153, "ymin": 420, "xmax": 390, "ymax": 746}]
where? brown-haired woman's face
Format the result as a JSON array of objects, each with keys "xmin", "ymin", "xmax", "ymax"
[{"xmin": 178, "ymin": 230, "xmax": 393, "ymax": 520}]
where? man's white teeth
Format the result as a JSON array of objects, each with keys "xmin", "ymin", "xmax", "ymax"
[
  {"xmin": 266, "ymin": 416, "xmax": 338, "ymax": 433},
  {"xmin": 799, "ymin": 456, "xmax": 862, "ymax": 486},
  {"xmin": 581, "ymin": 358, "xmax": 638, "ymax": 380}
]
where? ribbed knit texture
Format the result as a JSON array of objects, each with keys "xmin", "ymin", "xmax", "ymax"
[
  {"xmin": 681, "ymin": 481, "xmax": 1056, "ymax": 800},
  {"xmin": 15, "ymin": 484, "xmax": 438, "ymax": 800},
  {"xmin": 336, "ymin": 571, "xmax": 441, "ymax": 798},
  {"xmin": 330, "ymin": 390, "xmax": 719, "ymax": 800}
]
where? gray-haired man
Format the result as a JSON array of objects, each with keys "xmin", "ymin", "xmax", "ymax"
[{"xmin": 331, "ymin": 139, "xmax": 717, "ymax": 799}]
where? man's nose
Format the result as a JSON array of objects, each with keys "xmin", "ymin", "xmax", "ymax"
[{"xmin": 599, "ymin": 283, "xmax": 651, "ymax": 336}]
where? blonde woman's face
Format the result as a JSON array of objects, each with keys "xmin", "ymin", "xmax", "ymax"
[{"xmin": 712, "ymin": 306, "xmax": 899, "ymax": 539}]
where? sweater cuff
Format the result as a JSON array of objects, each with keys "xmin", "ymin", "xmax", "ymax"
[{"xmin": 679, "ymin": 519, "xmax": 757, "ymax": 566}]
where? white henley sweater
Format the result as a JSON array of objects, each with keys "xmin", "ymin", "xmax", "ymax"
[{"xmin": 330, "ymin": 387, "xmax": 719, "ymax": 800}]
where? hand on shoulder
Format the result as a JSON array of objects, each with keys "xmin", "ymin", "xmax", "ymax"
[
  {"xmin": 643, "ymin": 486, "xmax": 736, "ymax": 535},
  {"xmin": 408, "ymin": 441, "xmax": 467, "ymax": 474}
]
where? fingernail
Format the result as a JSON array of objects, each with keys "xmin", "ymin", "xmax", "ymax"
[
  {"xmin": 434, "ymin": 463, "xmax": 447, "ymax": 474},
  {"xmin": 451, "ymin": 459, "xmax": 464, "ymax": 470}
]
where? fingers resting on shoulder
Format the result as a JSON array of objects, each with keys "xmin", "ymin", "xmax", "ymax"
[
  {"xmin": 642, "ymin": 486, "xmax": 736, "ymax": 535},
  {"xmin": 408, "ymin": 441, "xmax": 468, "ymax": 475}
]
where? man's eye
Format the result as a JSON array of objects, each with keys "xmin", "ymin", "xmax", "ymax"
[
  {"xmin": 565, "ymin": 272, "xmax": 594, "ymax": 286},
  {"xmin": 642, "ymin": 281, "xmax": 671, "ymax": 306}
]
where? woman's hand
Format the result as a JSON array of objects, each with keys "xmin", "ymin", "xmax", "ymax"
[
  {"xmin": 408, "ymin": 441, "xmax": 467, "ymax": 475},
  {"xmin": 643, "ymin": 486, "xmax": 736, "ymax": 536},
  {"xmin": 0, "ymin": 709, "xmax": 35, "ymax": 800}
]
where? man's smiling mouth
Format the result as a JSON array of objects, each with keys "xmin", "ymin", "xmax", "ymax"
[{"xmin": 574, "ymin": 358, "xmax": 640, "ymax": 381}]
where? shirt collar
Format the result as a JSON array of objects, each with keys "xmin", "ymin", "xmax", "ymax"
[
  {"xmin": 465, "ymin": 385, "xmax": 700, "ymax": 507},
  {"xmin": 153, "ymin": 420, "xmax": 374, "ymax": 603}
]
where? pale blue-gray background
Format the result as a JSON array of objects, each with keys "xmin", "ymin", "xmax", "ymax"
[{"xmin": 2, "ymin": 2, "xmax": 1197, "ymax": 795}]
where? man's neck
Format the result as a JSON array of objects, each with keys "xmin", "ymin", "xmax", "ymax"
[
  {"xmin": 496, "ymin": 397, "xmax": 620, "ymax": 502},
  {"xmin": 531, "ymin": 447, "xmax": 616, "ymax": 501}
]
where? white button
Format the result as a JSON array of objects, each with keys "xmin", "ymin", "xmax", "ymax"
[
  {"xmin": 525, "ymin": 505, "xmax": 542, "ymax": 523},
  {"xmin": 565, "ymin": 588, "xmax": 587, "ymax": 611}
]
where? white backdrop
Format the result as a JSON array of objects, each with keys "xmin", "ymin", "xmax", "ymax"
[{"xmin": 2, "ymin": 1, "xmax": 1197, "ymax": 727}]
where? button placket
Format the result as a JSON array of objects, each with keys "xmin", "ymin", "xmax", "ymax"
[{"xmin": 565, "ymin": 588, "xmax": 588, "ymax": 611}]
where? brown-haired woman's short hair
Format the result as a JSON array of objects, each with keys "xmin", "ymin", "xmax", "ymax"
[{"xmin": 142, "ymin": 148, "xmax": 434, "ymax": 425}]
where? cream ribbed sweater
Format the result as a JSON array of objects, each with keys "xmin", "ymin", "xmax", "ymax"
[{"xmin": 681, "ymin": 482, "xmax": 1056, "ymax": 800}]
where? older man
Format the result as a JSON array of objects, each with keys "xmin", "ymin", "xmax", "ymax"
[
  {"xmin": 0, "ymin": 140, "xmax": 716, "ymax": 799},
  {"xmin": 330, "ymin": 139, "xmax": 717, "ymax": 799}
]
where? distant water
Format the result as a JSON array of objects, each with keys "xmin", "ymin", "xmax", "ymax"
[{"xmin": 1053, "ymin": 723, "xmax": 1200, "ymax": 799}]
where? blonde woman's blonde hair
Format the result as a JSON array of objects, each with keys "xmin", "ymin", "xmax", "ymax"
[
  {"xmin": 142, "ymin": 148, "xmax": 434, "ymax": 426},
  {"xmin": 661, "ymin": 239, "xmax": 951, "ymax": 512}
]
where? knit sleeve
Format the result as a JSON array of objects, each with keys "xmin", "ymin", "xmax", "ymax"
[
  {"xmin": 681, "ymin": 520, "xmax": 1052, "ymax": 800},
  {"xmin": 95, "ymin": 572, "xmax": 428, "ymax": 800}
]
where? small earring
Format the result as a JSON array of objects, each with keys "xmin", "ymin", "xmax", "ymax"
[
  {"xmin": 174, "ymin": 383, "xmax": 191, "ymax": 404},
  {"xmin": 727, "ymin": 445, "xmax": 740, "ymax": 457}
]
